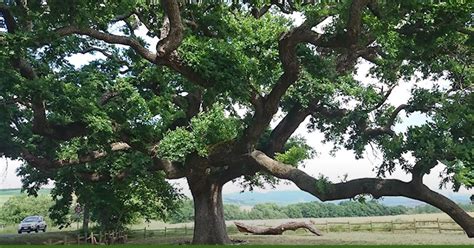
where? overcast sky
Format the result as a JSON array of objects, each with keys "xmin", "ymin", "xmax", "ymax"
[{"xmin": 0, "ymin": 14, "xmax": 471, "ymax": 197}]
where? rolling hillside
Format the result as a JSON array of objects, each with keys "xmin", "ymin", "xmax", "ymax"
[
  {"xmin": 223, "ymin": 190, "xmax": 471, "ymax": 207},
  {"xmin": 0, "ymin": 188, "xmax": 51, "ymax": 206}
]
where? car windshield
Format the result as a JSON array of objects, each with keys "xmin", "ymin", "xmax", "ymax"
[{"xmin": 22, "ymin": 217, "xmax": 39, "ymax": 222}]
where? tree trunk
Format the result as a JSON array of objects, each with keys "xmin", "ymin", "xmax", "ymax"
[
  {"xmin": 82, "ymin": 205, "xmax": 90, "ymax": 236},
  {"xmin": 188, "ymin": 177, "xmax": 231, "ymax": 244}
]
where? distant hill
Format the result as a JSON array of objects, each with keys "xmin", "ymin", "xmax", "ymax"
[
  {"xmin": 0, "ymin": 188, "xmax": 51, "ymax": 196},
  {"xmin": 223, "ymin": 190, "xmax": 471, "ymax": 207},
  {"xmin": 0, "ymin": 188, "xmax": 51, "ymax": 206}
]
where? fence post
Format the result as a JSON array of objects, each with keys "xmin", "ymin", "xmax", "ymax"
[
  {"xmin": 391, "ymin": 221, "xmax": 394, "ymax": 233},
  {"xmin": 64, "ymin": 235, "xmax": 67, "ymax": 245},
  {"xmin": 348, "ymin": 222, "xmax": 351, "ymax": 232},
  {"xmin": 185, "ymin": 224, "xmax": 187, "ymax": 235},
  {"xmin": 437, "ymin": 218, "xmax": 441, "ymax": 234},
  {"xmin": 413, "ymin": 219, "xmax": 417, "ymax": 233},
  {"xmin": 164, "ymin": 227, "xmax": 167, "ymax": 237},
  {"xmin": 77, "ymin": 234, "xmax": 80, "ymax": 245},
  {"xmin": 325, "ymin": 221, "xmax": 329, "ymax": 233},
  {"xmin": 144, "ymin": 227, "xmax": 147, "ymax": 238},
  {"xmin": 370, "ymin": 221, "xmax": 373, "ymax": 232}
]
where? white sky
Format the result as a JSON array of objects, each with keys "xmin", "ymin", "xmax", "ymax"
[{"xmin": 0, "ymin": 14, "xmax": 471, "ymax": 198}]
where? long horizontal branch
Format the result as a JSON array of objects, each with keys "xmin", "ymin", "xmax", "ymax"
[
  {"xmin": 54, "ymin": 26, "xmax": 156, "ymax": 63},
  {"xmin": 249, "ymin": 150, "xmax": 474, "ymax": 237},
  {"xmin": 21, "ymin": 142, "xmax": 131, "ymax": 169}
]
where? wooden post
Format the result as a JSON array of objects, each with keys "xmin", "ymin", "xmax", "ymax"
[
  {"xmin": 144, "ymin": 227, "xmax": 147, "ymax": 238},
  {"xmin": 391, "ymin": 221, "xmax": 394, "ymax": 233},
  {"xmin": 437, "ymin": 218, "xmax": 441, "ymax": 233},
  {"xmin": 64, "ymin": 235, "xmax": 68, "ymax": 245},
  {"xmin": 90, "ymin": 231, "xmax": 94, "ymax": 245},
  {"xmin": 164, "ymin": 227, "xmax": 167, "ymax": 237},
  {"xmin": 184, "ymin": 224, "xmax": 187, "ymax": 235},
  {"xmin": 414, "ymin": 219, "xmax": 417, "ymax": 233},
  {"xmin": 99, "ymin": 231, "xmax": 102, "ymax": 244},
  {"xmin": 325, "ymin": 221, "xmax": 329, "ymax": 233},
  {"xmin": 348, "ymin": 222, "xmax": 351, "ymax": 232},
  {"xmin": 77, "ymin": 234, "xmax": 80, "ymax": 245},
  {"xmin": 370, "ymin": 221, "xmax": 373, "ymax": 232}
]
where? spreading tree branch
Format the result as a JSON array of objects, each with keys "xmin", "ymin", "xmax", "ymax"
[
  {"xmin": 264, "ymin": 105, "xmax": 312, "ymax": 156},
  {"xmin": 55, "ymin": 26, "xmax": 156, "ymax": 63},
  {"xmin": 21, "ymin": 142, "xmax": 131, "ymax": 169},
  {"xmin": 156, "ymin": 0, "xmax": 184, "ymax": 57},
  {"xmin": 249, "ymin": 150, "xmax": 474, "ymax": 237}
]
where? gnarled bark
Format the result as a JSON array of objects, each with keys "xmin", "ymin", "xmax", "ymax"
[
  {"xmin": 188, "ymin": 176, "xmax": 231, "ymax": 245},
  {"xmin": 235, "ymin": 221, "xmax": 323, "ymax": 236}
]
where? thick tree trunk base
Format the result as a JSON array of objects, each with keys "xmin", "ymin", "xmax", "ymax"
[
  {"xmin": 189, "ymin": 177, "xmax": 231, "ymax": 245},
  {"xmin": 234, "ymin": 221, "xmax": 323, "ymax": 236}
]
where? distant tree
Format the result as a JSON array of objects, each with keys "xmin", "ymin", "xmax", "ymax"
[
  {"xmin": 224, "ymin": 204, "xmax": 249, "ymax": 220},
  {"xmin": 0, "ymin": 0, "xmax": 472, "ymax": 244},
  {"xmin": 168, "ymin": 199, "xmax": 194, "ymax": 224},
  {"xmin": 248, "ymin": 203, "xmax": 288, "ymax": 220},
  {"xmin": 42, "ymin": 154, "xmax": 181, "ymax": 232},
  {"xmin": 0, "ymin": 195, "xmax": 52, "ymax": 224}
]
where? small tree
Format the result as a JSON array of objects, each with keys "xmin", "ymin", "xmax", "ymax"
[
  {"xmin": 0, "ymin": 195, "xmax": 52, "ymax": 224},
  {"xmin": 0, "ymin": 0, "xmax": 473, "ymax": 244}
]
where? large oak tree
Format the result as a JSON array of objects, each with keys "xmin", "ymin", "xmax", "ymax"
[{"xmin": 0, "ymin": 0, "xmax": 473, "ymax": 244}]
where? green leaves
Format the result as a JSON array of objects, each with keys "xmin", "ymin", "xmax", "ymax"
[
  {"xmin": 157, "ymin": 104, "xmax": 240, "ymax": 162},
  {"xmin": 157, "ymin": 127, "xmax": 197, "ymax": 162}
]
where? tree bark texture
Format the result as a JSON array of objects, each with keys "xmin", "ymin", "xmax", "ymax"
[
  {"xmin": 188, "ymin": 176, "xmax": 231, "ymax": 244},
  {"xmin": 234, "ymin": 221, "xmax": 323, "ymax": 236}
]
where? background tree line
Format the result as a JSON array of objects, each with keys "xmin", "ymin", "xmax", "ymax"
[
  {"xmin": 1, "ymin": 195, "xmax": 473, "ymax": 226},
  {"xmin": 168, "ymin": 198, "xmax": 474, "ymax": 224}
]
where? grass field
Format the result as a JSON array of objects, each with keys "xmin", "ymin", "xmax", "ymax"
[
  {"xmin": 0, "ymin": 246, "xmax": 472, "ymax": 248},
  {"xmin": 0, "ymin": 189, "xmax": 473, "ymax": 246}
]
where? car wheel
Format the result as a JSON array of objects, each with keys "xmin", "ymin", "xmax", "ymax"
[
  {"xmin": 27, "ymin": 230, "xmax": 31, "ymax": 233},
  {"xmin": 35, "ymin": 227, "xmax": 39, "ymax": 233},
  {"xmin": 42, "ymin": 226, "xmax": 47, "ymax": 232},
  {"xmin": 18, "ymin": 230, "xmax": 22, "ymax": 234}
]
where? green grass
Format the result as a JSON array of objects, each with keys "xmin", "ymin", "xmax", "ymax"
[{"xmin": 0, "ymin": 245, "xmax": 471, "ymax": 248}]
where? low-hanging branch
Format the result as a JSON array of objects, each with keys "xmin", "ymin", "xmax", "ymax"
[{"xmin": 248, "ymin": 150, "xmax": 474, "ymax": 238}]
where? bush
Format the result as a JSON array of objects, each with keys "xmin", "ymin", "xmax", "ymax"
[{"xmin": 0, "ymin": 195, "xmax": 53, "ymax": 224}]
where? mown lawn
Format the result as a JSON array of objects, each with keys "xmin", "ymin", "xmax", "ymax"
[{"xmin": 0, "ymin": 245, "xmax": 472, "ymax": 248}]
